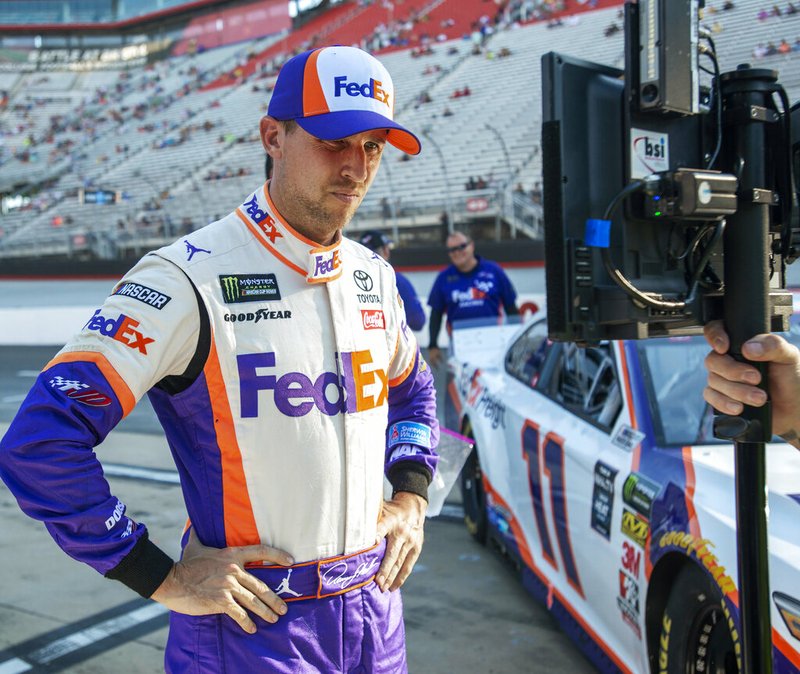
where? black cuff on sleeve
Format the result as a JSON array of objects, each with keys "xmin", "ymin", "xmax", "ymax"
[
  {"xmin": 387, "ymin": 462, "xmax": 433, "ymax": 502},
  {"xmin": 104, "ymin": 531, "xmax": 174, "ymax": 598}
]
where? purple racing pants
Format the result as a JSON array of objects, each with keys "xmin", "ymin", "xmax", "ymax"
[{"xmin": 164, "ymin": 541, "xmax": 408, "ymax": 673}]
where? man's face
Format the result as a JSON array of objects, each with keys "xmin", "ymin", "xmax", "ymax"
[
  {"xmin": 446, "ymin": 233, "xmax": 476, "ymax": 272},
  {"xmin": 269, "ymin": 122, "xmax": 387, "ymax": 240}
]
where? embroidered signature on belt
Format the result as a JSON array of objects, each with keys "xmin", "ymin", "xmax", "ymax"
[{"xmin": 321, "ymin": 557, "xmax": 379, "ymax": 591}]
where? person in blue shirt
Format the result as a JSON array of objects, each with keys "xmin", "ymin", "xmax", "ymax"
[
  {"xmin": 427, "ymin": 231, "xmax": 518, "ymax": 366},
  {"xmin": 359, "ymin": 229, "xmax": 426, "ymax": 332}
]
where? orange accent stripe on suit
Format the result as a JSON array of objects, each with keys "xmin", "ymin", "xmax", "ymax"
[
  {"xmin": 204, "ymin": 338, "xmax": 260, "ymax": 547},
  {"xmin": 236, "ymin": 208, "xmax": 306, "ymax": 277}
]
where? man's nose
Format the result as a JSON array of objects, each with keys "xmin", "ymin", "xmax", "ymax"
[{"xmin": 341, "ymin": 146, "xmax": 369, "ymax": 183}]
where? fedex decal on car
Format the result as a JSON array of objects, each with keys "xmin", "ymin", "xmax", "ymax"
[{"xmin": 238, "ymin": 349, "xmax": 387, "ymax": 418}]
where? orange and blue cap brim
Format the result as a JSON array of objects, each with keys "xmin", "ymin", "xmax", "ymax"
[{"xmin": 297, "ymin": 110, "xmax": 421, "ymax": 155}]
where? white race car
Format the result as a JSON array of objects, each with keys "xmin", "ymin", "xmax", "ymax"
[{"xmin": 447, "ymin": 315, "xmax": 800, "ymax": 673}]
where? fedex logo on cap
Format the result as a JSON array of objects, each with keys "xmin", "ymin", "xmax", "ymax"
[{"xmin": 333, "ymin": 76, "xmax": 390, "ymax": 108}]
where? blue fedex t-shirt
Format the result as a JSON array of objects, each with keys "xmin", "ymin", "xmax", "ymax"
[{"xmin": 427, "ymin": 256, "xmax": 517, "ymax": 326}]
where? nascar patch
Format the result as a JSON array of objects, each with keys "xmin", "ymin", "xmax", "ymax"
[
  {"xmin": 388, "ymin": 421, "xmax": 432, "ymax": 448},
  {"xmin": 112, "ymin": 281, "xmax": 171, "ymax": 309}
]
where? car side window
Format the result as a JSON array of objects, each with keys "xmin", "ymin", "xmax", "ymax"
[
  {"xmin": 505, "ymin": 319, "xmax": 550, "ymax": 388},
  {"xmin": 546, "ymin": 342, "xmax": 622, "ymax": 429}
]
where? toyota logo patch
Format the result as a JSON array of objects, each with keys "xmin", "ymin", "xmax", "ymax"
[{"xmin": 353, "ymin": 269, "xmax": 374, "ymax": 292}]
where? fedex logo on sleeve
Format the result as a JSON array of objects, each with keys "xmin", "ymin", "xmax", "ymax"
[
  {"xmin": 333, "ymin": 76, "xmax": 390, "ymax": 107},
  {"xmin": 83, "ymin": 309, "xmax": 155, "ymax": 354},
  {"xmin": 238, "ymin": 350, "xmax": 387, "ymax": 418}
]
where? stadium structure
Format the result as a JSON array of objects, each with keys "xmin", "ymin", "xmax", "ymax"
[{"xmin": 0, "ymin": 0, "xmax": 795, "ymax": 272}]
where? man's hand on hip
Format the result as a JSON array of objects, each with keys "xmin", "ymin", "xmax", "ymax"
[
  {"xmin": 375, "ymin": 491, "xmax": 427, "ymax": 592},
  {"xmin": 151, "ymin": 528, "xmax": 294, "ymax": 634}
]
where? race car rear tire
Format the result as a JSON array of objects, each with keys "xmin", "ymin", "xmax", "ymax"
[
  {"xmin": 461, "ymin": 447, "xmax": 487, "ymax": 545},
  {"xmin": 657, "ymin": 563, "xmax": 738, "ymax": 674}
]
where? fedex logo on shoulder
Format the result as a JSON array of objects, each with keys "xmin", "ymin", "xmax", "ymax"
[
  {"xmin": 84, "ymin": 309, "xmax": 155, "ymax": 354},
  {"xmin": 334, "ymin": 76, "xmax": 390, "ymax": 107},
  {"xmin": 238, "ymin": 349, "xmax": 387, "ymax": 418}
]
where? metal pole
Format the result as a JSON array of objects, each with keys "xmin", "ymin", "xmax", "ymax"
[
  {"xmin": 422, "ymin": 131, "xmax": 454, "ymax": 234},
  {"xmin": 381, "ymin": 159, "xmax": 400, "ymax": 242},
  {"xmin": 484, "ymin": 122, "xmax": 514, "ymax": 238},
  {"xmin": 715, "ymin": 64, "xmax": 777, "ymax": 674}
]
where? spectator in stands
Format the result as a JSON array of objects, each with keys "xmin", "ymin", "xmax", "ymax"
[
  {"xmin": 723, "ymin": 1, "xmax": 735, "ymax": 9},
  {"xmin": 442, "ymin": 106, "xmax": 454, "ymax": 117},
  {"xmin": 359, "ymin": 230, "xmax": 426, "ymax": 331},
  {"xmin": 788, "ymin": 2, "xmax": 798, "ymax": 14},
  {"xmin": 779, "ymin": 38, "xmax": 792, "ymax": 54},
  {"xmin": 793, "ymin": 37, "xmax": 800, "ymax": 51},
  {"xmin": 427, "ymin": 231, "xmax": 519, "ymax": 367}
]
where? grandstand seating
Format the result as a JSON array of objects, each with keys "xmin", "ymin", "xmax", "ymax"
[{"xmin": 0, "ymin": 0, "xmax": 796, "ymax": 259}]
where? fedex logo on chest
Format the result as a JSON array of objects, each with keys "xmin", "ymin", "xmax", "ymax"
[
  {"xmin": 334, "ymin": 76, "xmax": 390, "ymax": 107},
  {"xmin": 238, "ymin": 349, "xmax": 387, "ymax": 418}
]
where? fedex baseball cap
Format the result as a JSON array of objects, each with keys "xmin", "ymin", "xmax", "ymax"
[{"xmin": 268, "ymin": 46, "xmax": 421, "ymax": 155}]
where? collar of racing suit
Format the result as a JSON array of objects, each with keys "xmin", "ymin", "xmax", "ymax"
[{"xmin": 235, "ymin": 182, "xmax": 344, "ymax": 285}]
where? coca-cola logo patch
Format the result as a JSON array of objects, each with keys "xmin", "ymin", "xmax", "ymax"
[{"xmin": 361, "ymin": 309, "xmax": 385, "ymax": 330}]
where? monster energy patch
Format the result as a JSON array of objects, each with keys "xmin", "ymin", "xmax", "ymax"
[{"xmin": 218, "ymin": 274, "xmax": 281, "ymax": 303}]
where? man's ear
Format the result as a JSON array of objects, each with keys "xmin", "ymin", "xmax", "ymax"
[{"xmin": 260, "ymin": 116, "xmax": 282, "ymax": 158}]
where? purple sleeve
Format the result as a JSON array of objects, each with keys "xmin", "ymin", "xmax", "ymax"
[
  {"xmin": 395, "ymin": 272, "xmax": 426, "ymax": 332},
  {"xmin": 427, "ymin": 270, "xmax": 447, "ymax": 313},
  {"xmin": 385, "ymin": 349, "xmax": 439, "ymax": 498},
  {"xmin": 0, "ymin": 360, "xmax": 173, "ymax": 596},
  {"xmin": 500, "ymin": 267, "xmax": 518, "ymax": 307}
]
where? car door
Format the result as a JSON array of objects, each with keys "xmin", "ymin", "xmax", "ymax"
[{"xmin": 501, "ymin": 325, "xmax": 645, "ymax": 671}]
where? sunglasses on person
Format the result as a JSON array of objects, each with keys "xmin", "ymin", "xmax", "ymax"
[{"xmin": 447, "ymin": 242, "xmax": 471, "ymax": 253}]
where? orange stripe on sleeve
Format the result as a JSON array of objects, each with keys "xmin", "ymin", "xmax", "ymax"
[
  {"xmin": 45, "ymin": 351, "xmax": 136, "ymax": 418},
  {"xmin": 203, "ymin": 338, "xmax": 261, "ymax": 547},
  {"xmin": 389, "ymin": 350, "xmax": 416, "ymax": 388}
]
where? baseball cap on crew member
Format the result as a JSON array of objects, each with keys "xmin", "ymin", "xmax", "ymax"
[
  {"xmin": 267, "ymin": 46, "xmax": 421, "ymax": 155},
  {"xmin": 359, "ymin": 229, "xmax": 393, "ymax": 251}
]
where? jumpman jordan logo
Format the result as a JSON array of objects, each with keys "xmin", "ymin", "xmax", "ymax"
[
  {"xmin": 273, "ymin": 568, "xmax": 302, "ymax": 597},
  {"xmin": 184, "ymin": 240, "xmax": 211, "ymax": 261}
]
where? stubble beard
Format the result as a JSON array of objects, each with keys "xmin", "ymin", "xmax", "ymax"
[{"xmin": 286, "ymin": 186, "xmax": 362, "ymax": 242}]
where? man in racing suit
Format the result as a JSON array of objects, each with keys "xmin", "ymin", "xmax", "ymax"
[{"xmin": 0, "ymin": 45, "xmax": 439, "ymax": 673}]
